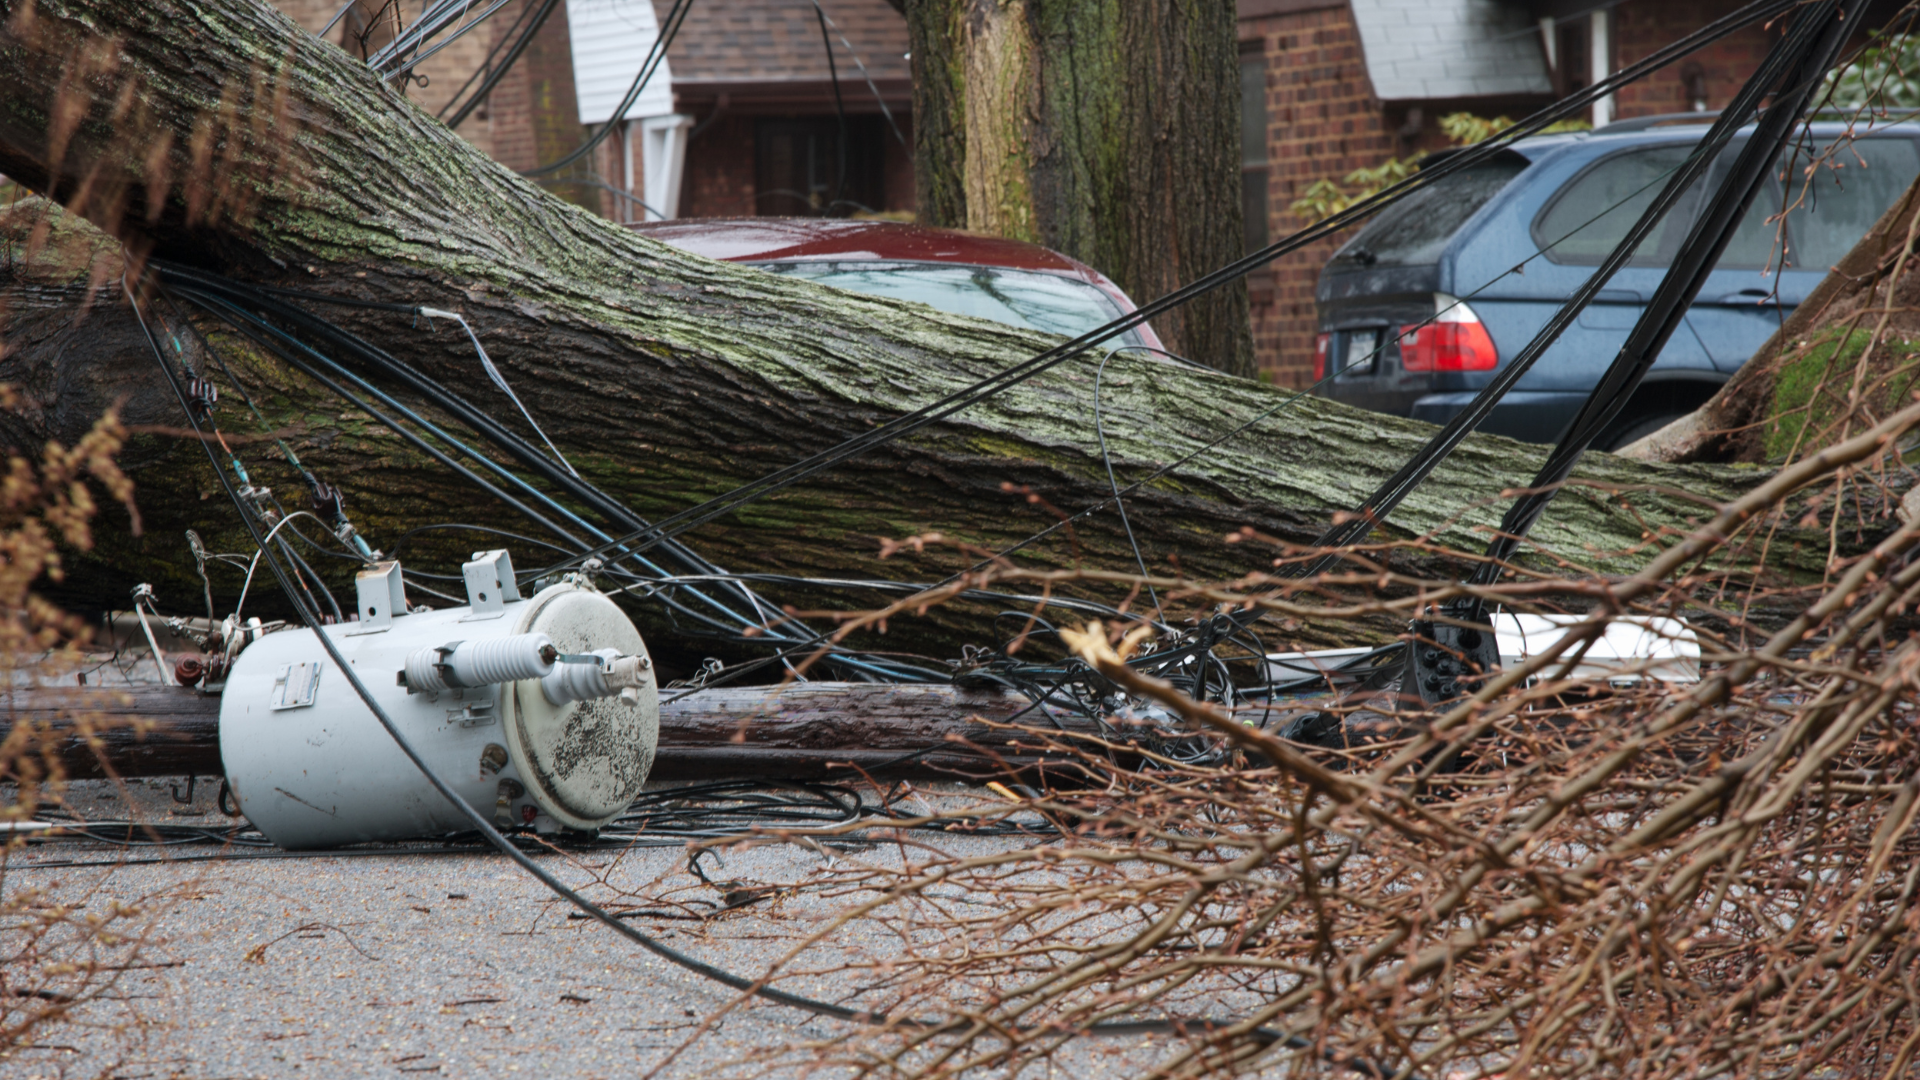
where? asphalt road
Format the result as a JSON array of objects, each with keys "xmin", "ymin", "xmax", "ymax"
[{"xmin": 4, "ymin": 777, "xmax": 1198, "ymax": 1080}]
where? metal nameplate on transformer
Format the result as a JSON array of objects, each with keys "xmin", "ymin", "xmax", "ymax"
[
  {"xmin": 270, "ymin": 662, "xmax": 323, "ymax": 710},
  {"xmin": 446, "ymin": 702, "xmax": 496, "ymax": 728}
]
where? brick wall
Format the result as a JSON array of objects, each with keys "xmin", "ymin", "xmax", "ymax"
[
  {"xmin": 481, "ymin": 5, "xmax": 538, "ymax": 173},
  {"xmin": 1611, "ymin": 0, "xmax": 1776, "ymax": 118},
  {"xmin": 270, "ymin": 0, "xmax": 498, "ymax": 160},
  {"xmin": 1242, "ymin": 2, "xmax": 1394, "ymax": 387}
]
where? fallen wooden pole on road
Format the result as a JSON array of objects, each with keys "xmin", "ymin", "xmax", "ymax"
[{"xmin": 1, "ymin": 682, "xmax": 1119, "ymax": 783}]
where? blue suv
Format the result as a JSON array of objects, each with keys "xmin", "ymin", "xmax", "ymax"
[{"xmin": 1313, "ymin": 118, "xmax": 1920, "ymax": 448}]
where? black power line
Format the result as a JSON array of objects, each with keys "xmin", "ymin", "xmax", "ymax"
[
  {"xmin": 1457, "ymin": 0, "xmax": 1858, "ymax": 614},
  {"xmin": 814, "ymin": 0, "xmax": 849, "ymax": 211},
  {"xmin": 520, "ymin": 0, "xmax": 696, "ymax": 179},
  {"xmin": 440, "ymin": 0, "xmax": 562, "ymax": 130}
]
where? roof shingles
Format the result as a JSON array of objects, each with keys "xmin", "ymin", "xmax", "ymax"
[{"xmin": 658, "ymin": 0, "xmax": 909, "ymax": 84}]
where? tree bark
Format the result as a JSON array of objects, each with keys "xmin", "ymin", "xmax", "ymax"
[
  {"xmin": 906, "ymin": 0, "xmax": 1256, "ymax": 377},
  {"xmin": 0, "ymin": 0, "xmax": 1836, "ymax": 671},
  {"xmin": 5, "ymin": 681, "xmax": 1120, "ymax": 782}
]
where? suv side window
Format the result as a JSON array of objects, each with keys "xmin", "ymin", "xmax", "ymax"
[
  {"xmin": 1781, "ymin": 137, "xmax": 1920, "ymax": 270},
  {"xmin": 1536, "ymin": 136, "xmax": 1920, "ymax": 273},
  {"xmin": 1533, "ymin": 144, "xmax": 1712, "ymax": 265}
]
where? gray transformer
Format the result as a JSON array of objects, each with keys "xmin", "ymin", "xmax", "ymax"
[{"xmin": 218, "ymin": 553, "xmax": 658, "ymax": 849}]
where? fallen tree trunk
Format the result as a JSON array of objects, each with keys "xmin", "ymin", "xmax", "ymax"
[
  {"xmin": 3, "ymin": 681, "xmax": 1116, "ymax": 782},
  {"xmin": 0, "ymin": 0, "xmax": 1846, "ymax": 670}
]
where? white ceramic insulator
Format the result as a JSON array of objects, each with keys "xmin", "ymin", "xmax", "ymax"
[
  {"xmin": 449, "ymin": 633, "xmax": 555, "ymax": 686},
  {"xmin": 541, "ymin": 649, "xmax": 649, "ymax": 705},
  {"xmin": 404, "ymin": 648, "xmax": 450, "ymax": 696},
  {"xmin": 406, "ymin": 633, "xmax": 554, "ymax": 695}
]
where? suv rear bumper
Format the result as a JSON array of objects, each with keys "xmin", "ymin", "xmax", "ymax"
[{"xmin": 1410, "ymin": 390, "xmax": 1587, "ymax": 444}]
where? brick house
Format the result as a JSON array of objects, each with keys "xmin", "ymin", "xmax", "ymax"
[
  {"xmin": 561, "ymin": 0, "xmax": 917, "ymax": 223},
  {"xmin": 1238, "ymin": 0, "xmax": 1786, "ymax": 386}
]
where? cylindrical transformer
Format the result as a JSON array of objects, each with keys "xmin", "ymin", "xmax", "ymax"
[{"xmin": 218, "ymin": 580, "xmax": 658, "ymax": 849}]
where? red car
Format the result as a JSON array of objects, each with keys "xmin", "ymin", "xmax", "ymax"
[{"xmin": 628, "ymin": 218, "xmax": 1166, "ymax": 354}]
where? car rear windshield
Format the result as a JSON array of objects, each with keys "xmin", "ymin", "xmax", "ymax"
[
  {"xmin": 757, "ymin": 261, "xmax": 1149, "ymax": 347},
  {"xmin": 1333, "ymin": 153, "xmax": 1530, "ymax": 267}
]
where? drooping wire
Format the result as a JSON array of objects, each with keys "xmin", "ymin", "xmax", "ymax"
[
  {"xmin": 813, "ymin": 0, "xmax": 849, "ymax": 210},
  {"xmin": 1093, "ymin": 347, "xmax": 1160, "ymax": 619},
  {"xmin": 806, "ymin": 0, "xmax": 906, "ymax": 148},
  {"xmin": 519, "ymin": 0, "xmax": 695, "ymax": 178},
  {"xmin": 438, "ymin": 0, "xmax": 561, "ymax": 129},
  {"xmin": 175, "ymin": 285, "xmax": 843, "ymax": 655},
  {"xmin": 163, "ymin": 271, "xmax": 936, "ymax": 682}
]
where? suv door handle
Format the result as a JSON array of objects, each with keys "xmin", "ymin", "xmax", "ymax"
[{"xmin": 1713, "ymin": 289, "xmax": 1780, "ymax": 306}]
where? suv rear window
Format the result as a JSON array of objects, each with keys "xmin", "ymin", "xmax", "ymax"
[{"xmin": 1334, "ymin": 154, "xmax": 1529, "ymax": 267}]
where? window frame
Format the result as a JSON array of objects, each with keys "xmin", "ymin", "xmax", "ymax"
[{"xmin": 1239, "ymin": 42, "xmax": 1270, "ymax": 255}]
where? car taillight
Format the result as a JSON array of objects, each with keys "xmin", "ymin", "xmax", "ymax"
[
  {"xmin": 1398, "ymin": 294, "xmax": 1497, "ymax": 372},
  {"xmin": 1313, "ymin": 332, "xmax": 1330, "ymax": 380}
]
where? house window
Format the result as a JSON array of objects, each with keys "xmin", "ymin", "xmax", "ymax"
[
  {"xmin": 1240, "ymin": 46, "xmax": 1269, "ymax": 254},
  {"xmin": 755, "ymin": 117, "xmax": 886, "ymax": 217}
]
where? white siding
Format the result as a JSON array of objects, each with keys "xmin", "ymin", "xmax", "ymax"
[
  {"xmin": 566, "ymin": 0, "xmax": 675, "ymax": 125},
  {"xmin": 1349, "ymin": 0, "xmax": 1552, "ymax": 101}
]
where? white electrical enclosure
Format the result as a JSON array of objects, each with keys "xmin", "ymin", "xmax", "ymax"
[
  {"xmin": 220, "ymin": 557, "xmax": 657, "ymax": 849},
  {"xmin": 1491, "ymin": 613, "xmax": 1700, "ymax": 686}
]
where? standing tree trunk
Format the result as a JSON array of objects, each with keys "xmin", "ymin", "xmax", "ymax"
[
  {"xmin": 0, "ymin": 0, "xmax": 1838, "ymax": 670},
  {"xmin": 906, "ymin": 0, "xmax": 1255, "ymax": 377}
]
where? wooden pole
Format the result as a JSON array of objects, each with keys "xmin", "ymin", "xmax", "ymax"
[{"xmin": 2, "ymin": 682, "xmax": 1121, "ymax": 783}]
